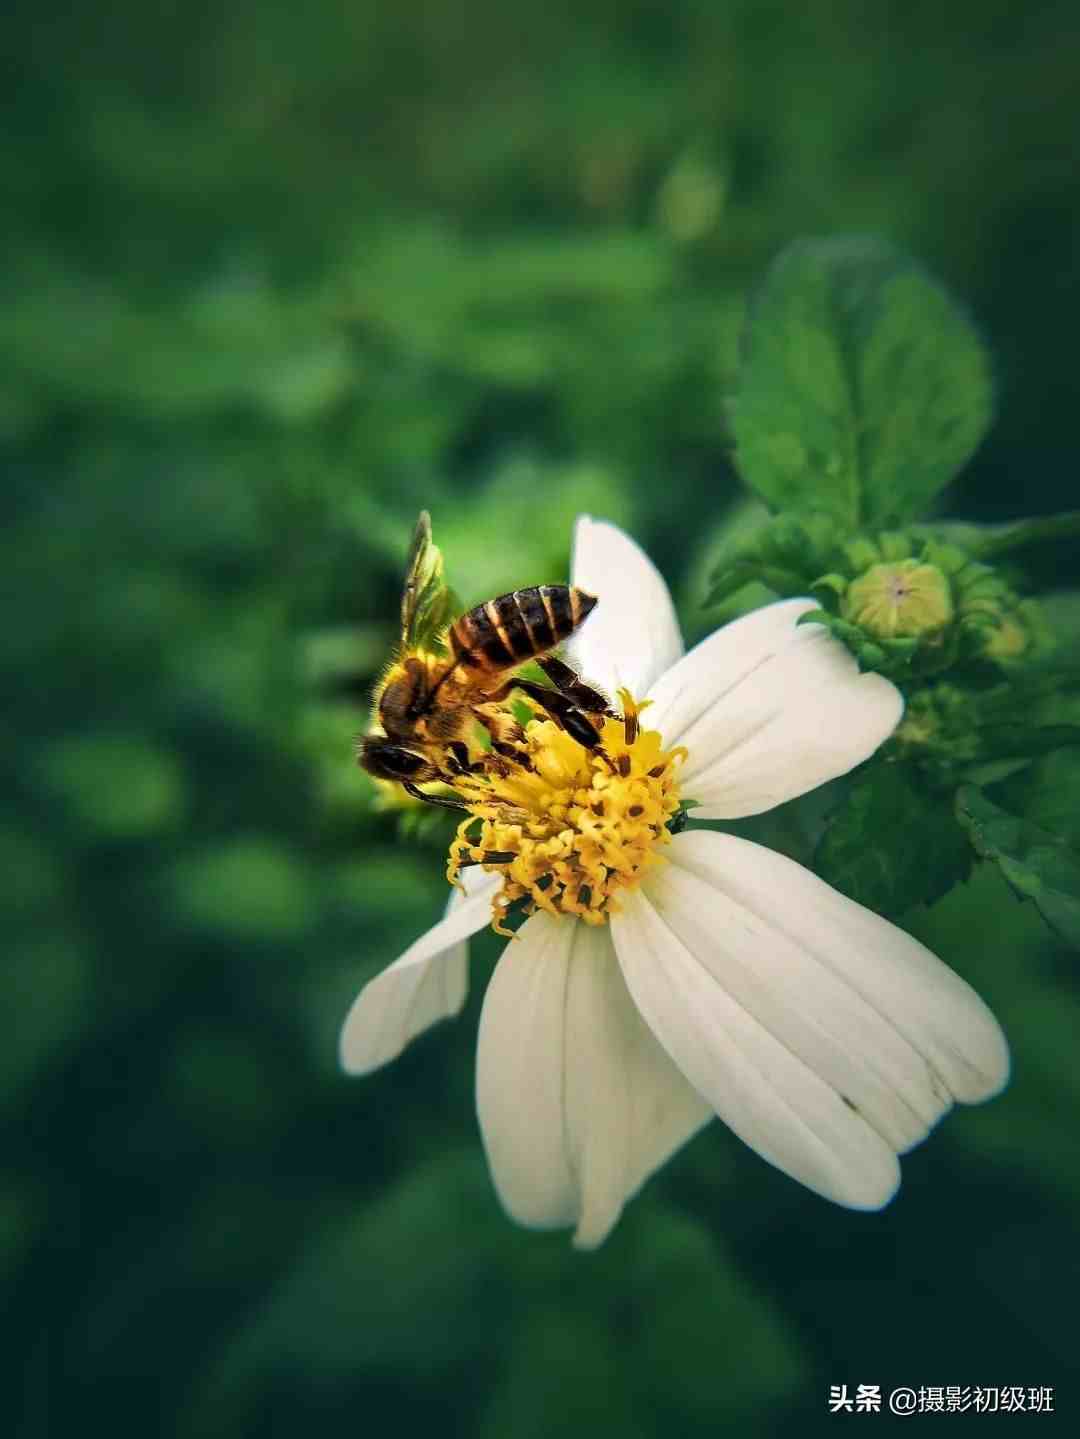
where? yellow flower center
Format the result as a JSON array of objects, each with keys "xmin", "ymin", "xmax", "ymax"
[{"xmin": 447, "ymin": 690, "xmax": 686, "ymax": 935}]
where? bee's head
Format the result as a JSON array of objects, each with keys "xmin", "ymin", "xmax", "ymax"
[{"xmin": 358, "ymin": 735, "xmax": 437, "ymax": 784}]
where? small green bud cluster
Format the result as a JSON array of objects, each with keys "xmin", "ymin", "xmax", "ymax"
[
  {"xmin": 888, "ymin": 684, "xmax": 982, "ymax": 768},
  {"xmin": 805, "ymin": 532, "xmax": 1047, "ymax": 679}
]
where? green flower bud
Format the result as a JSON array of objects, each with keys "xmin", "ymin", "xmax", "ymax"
[
  {"xmin": 888, "ymin": 684, "xmax": 980, "ymax": 767},
  {"xmin": 806, "ymin": 529, "xmax": 1040, "ymax": 680},
  {"xmin": 712, "ymin": 515, "xmax": 1049, "ymax": 684},
  {"xmin": 843, "ymin": 536, "xmax": 887, "ymax": 572},
  {"xmin": 980, "ymin": 598, "xmax": 1053, "ymax": 666},
  {"xmin": 842, "ymin": 560, "xmax": 954, "ymax": 639},
  {"xmin": 983, "ymin": 615, "xmax": 1027, "ymax": 660}
]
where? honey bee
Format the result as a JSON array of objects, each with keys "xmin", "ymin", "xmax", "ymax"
[{"xmin": 360, "ymin": 512, "xmax": 610, "ymax": 809}]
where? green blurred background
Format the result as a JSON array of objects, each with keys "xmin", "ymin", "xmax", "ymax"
[{"xmin": 5, "ymin": 2, "xmax": 1079, "ymax": 1433}]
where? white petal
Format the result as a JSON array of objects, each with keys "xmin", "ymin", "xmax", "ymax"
[
  {"xmin": 645, "ymin": 601, "xmax": 902, "ymax": 818},
  {"xmin": 565, "ymin": 924, "xmax": 714, "ymax": 1246},
  {"xmin": 564, "ymin": 515, "xmax": 684, "ymax": 701},
  {"xmin": 640, "ymin": 839, "xmax": 944, "ymax": 1156},
  {"xmin": 611, "ymin": 883, "xmax": 902, "ymax": 1209},
  {"xmin": 475, "ymin": 912, "xmax": 579, "ymax": 1232},
  {"xmin": 644, "ymin": 598, "xmax": 820, "ymax": 746},
  {"xmin": 338, "ymin": 874, "xmax": 499, "ymax": 1076},
  {"xmin": 669, "ymin": 831, "xmax": 1010, "ymax": 1106},
  {"xmin": 476, "ymin": 914, "xmax": 711, "ymax": 1247}
]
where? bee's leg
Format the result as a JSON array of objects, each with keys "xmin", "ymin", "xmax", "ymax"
[
  {"xmin": 446, "ymin": 739, "xmax": 486, "ymax": 776},
  {"xmin": 474, "ymin": 706, "xmax": 534, "ymax": 771},
  {"xmin": 444, "ymin": 743, "xmax": 465, "ymax": 776},
  {"xmin": 513, "ymin": 678, "xmax": 603, "ymax": 752},
  {"xmin": 402, "ymin": 781, "xmax": 471, "ymax": 812},
  {"xmin": 536, "ymin": 656, "xmax": 614, "ymax": 716}
]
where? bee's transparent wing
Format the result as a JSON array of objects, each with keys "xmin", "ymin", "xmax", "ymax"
[{"xmin": 399, "ymin": 510, "xmax": 460, "ymax": 653}]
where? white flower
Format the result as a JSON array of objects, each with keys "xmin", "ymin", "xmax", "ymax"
[{"xmin": 341, "ymin": 518, "xmax": 1009, "ymax": 1247}]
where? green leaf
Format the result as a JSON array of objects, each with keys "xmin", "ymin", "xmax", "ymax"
[
  {"xmin": 969, "ymin": 510, "xmax": 1080, "ymax": 560},
  {"xmin": 479, "ymin": 1207, "xmax": 808, "ymax": 1438},
  {"xmin": 704, "ymin": 509, "xmax": 842, "ymax": 607},
  {"xmin": 730, "ymin": 236, "xmax": 992, "ymax": 528},
  {"xmin": 1024, "ymin": 748, "xmax": 1080, "ymax": 848},
  {"xmin": 993, "ymin": 745, "xmax": 1080, "ymax": 850},
  {"xmin": 973, "ymin": 724, "xmax": 1080, "ymax": 762},
  {"xmin": 956, "ymin": 785, "xmax": 1080, "ymax": 947},
  {"xmin": 815, "ymin": 765, "xmax": 972, "ymax": 917},
  {"xmin": 705, "ymin": 559, "xmax": 764, "ymax": 606},
  {"xmin": 180, "ymin": 1153, "xmax": 514, "ymax": 1436},
  {"xmin": 1041, "ymin": 591, "xmax": 1080, "ymax": 653}
]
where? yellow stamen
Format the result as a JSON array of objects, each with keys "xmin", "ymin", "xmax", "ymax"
[{"xmin": 447, "ymin": 689, "xmax": 686, "ymax": 934}]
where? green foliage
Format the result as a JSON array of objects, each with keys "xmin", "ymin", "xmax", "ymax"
[
  {"xmin": 816, "ymin": 765, "xmax": 973, "ymax": 918},
  {"xmin": 0, "ymin": 930, "xmax": 90, "ymax": 1109},
  {"xmin": 38, "ymin": 735, "xmax": 188, "ymax": 839},
  {"xmin": 1039, "ymin": 592, "xmax": 1080, "ymax": 660},
  {"xmin": 963, "ymin": 511, "xmax": 1080, "ymax": 562},
  {"xmin": 956, "ymin": 786, "xmax": 1080, "ymax": 947},
  {"xmin": 168, "ymin": 840, "xmax": 317, "ymax": 941},
  {"xmin": 1021, "ymin": 746, "xmax": 1080, "ymax": 848},
  {"xmin": 711, "ymin": 514, "xmax": 1061, "ymax": 684},
  {"xmin": 823, "ymin": 674, "xmax": 1080, "ymax": 931},
  {"xmin": 187, "ymin": 1158, "xmax": 808, "ymax": 1438},
  {"xmin": 907, "ymin": 865, "xmax": 1080, "ymax": 1212},
  {"xmin": 811, "ymin": 533, "xmax": 1053, "ymax": 680},
  {"xmin": 729, "ymin": 236, "xmax": 992, "ymax": 528},
  {"xmin": 706, "ymin": 511, "xmax": 842, "ymax": 607}
]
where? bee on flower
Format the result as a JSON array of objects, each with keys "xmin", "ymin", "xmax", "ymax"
[{"xmin": 342, "ymin": 516, "xmax": 1009, "ymax": 1248}]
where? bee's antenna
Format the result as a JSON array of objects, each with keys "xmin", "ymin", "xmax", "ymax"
[{"xmin": 402, "ymin": 781, "xmax": 471, "ymax": 812}]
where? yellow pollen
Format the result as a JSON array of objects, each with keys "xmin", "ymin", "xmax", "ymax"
[{"xmin": 447, "ymin": 689, "xmax": 686, "ymax": 934}]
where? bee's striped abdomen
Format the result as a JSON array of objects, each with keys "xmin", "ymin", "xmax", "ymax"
[{"xmin": 450, "ymin": 586, "xmax": 596, "ymax": 671}]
